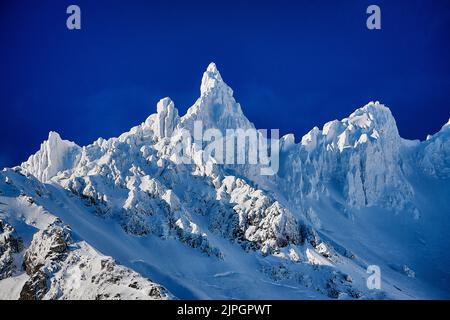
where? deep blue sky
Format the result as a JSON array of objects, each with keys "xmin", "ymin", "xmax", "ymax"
[{"xmin": 1, "ymin": 0, "xmax": 449, "ymax": 168}]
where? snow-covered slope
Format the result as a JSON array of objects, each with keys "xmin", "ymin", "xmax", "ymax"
[
  {"xmin": 0, "ymin": 169, "xmax": 172, "ymax": 300},
  {"xmin": 1, "ymin": 63, "xmax": 449, "ymax": 299}
]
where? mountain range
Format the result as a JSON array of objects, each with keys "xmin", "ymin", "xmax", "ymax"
[{"xmin": 1, "ymin": 63, "xmax": 449, "ymax": 299}]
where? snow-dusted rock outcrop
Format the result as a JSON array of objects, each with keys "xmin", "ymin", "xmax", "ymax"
[
  {"xmin": 215, "ymin": 175, "xmax": 303, "ymax": 254},
  {"xmin": 0, "ymin": 220, "xmax": 23, "ymax": 280},
  {"xmin": 19, "ymin": 220, "xmax": 171, "ymax": 300}
]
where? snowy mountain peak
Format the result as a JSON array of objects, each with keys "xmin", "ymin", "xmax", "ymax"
[
  {"xmin": 206, "ymin": 62, "xmax": 219, "ymax": 73},
  {"xmin": 47, "ymin": 131, "xmax": 63, "ymax": 143},
  {"xmin": 200, "ymin": 62, "xmax": 232, "ymax": 97},
  {"xmin": 299, "ymin": 101, "xmax": 400, "ymax": 154},
  {"xmin": 3, "ymin": 64, "xmax": 450, "ymax": 300},
  {"xmin": 21, "ymin": 132, "xmax": 80, "ymax": 182},
  {"xmin": 181, "ymin": 63, "xmax": 252, "ymax": 132},
  {"xmin": 288, "ymin": 101, "xmax": 414, "ymax": 210},
  {"xmin": 345, "ymin": 101, "xmax": 396, "ymax": 131}
]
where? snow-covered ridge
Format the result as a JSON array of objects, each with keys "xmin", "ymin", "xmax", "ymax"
[
  {"xmin": 276, "ymin": 101, "xmax": 416, "ymax": 210},
  {"xmin": 300, "ymin": 102, "xmax": 398, "ymax": 152},
  {"xmin": 20, "ymin": 220, "xmax": 171, "ymax": 300},
  {"xmin": 414, "ymin": 118, "xmax": 450, "ymax": 178}
]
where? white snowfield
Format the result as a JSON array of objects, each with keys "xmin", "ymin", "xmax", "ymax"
[{"xmin": 1, "ymin": 63, "xmax": 449, "ymax": 299}]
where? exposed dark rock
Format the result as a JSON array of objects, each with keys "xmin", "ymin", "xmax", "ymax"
[
  {"xmin": 22, "ymin": 221, "xmax": 70, "ymax": 276},
  {"xmin": 19, "ymin": 270, "xmax": 48, "ymax": 300},
  {"xmin": 0, "ymin": 220, "xmax": 24, "ymax": 279},
  {"xmin": 19, "ymin": 221, "xmax": 71, "ymax": 299}
]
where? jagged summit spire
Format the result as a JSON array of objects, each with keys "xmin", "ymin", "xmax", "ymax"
[
  {"xmin": 181, "ymin": 62, "xmax": 252, "ymax": 132},
  {"xmin": 156, "ymin": 97, "xmax": 175, "ymax": 114},
  {"xmin": 206, "ymin": 62, "xmax": 220, "ymax": 74},
  {"xmin": 200, "ymin": 62, "xmax": 232, "ymax": 97},
  {"xmin": 154, "ymin": 97, "xmax": 179, "ymax": 139},
  {"xmin": 47, "ymin": 131, "xmax": 62, "ymax": 143}
]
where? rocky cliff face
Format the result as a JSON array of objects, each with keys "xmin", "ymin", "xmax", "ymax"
[{"xmin": 0, "ymin": 220, "xmax": 23, "ymax": 280}]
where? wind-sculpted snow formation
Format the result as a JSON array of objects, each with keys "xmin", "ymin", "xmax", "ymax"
[{"xmin": 1, "ymin": 63, "xmax": 449, "ymax": 299}]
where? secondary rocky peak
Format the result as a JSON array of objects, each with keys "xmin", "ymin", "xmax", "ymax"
[
  {"xmin": 21, "ymin": 131, "xmax": 80, "ymax": 182},
  {"xmin": 298, "ymin": 102, "xmax": 400, "ymax": 154}
]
